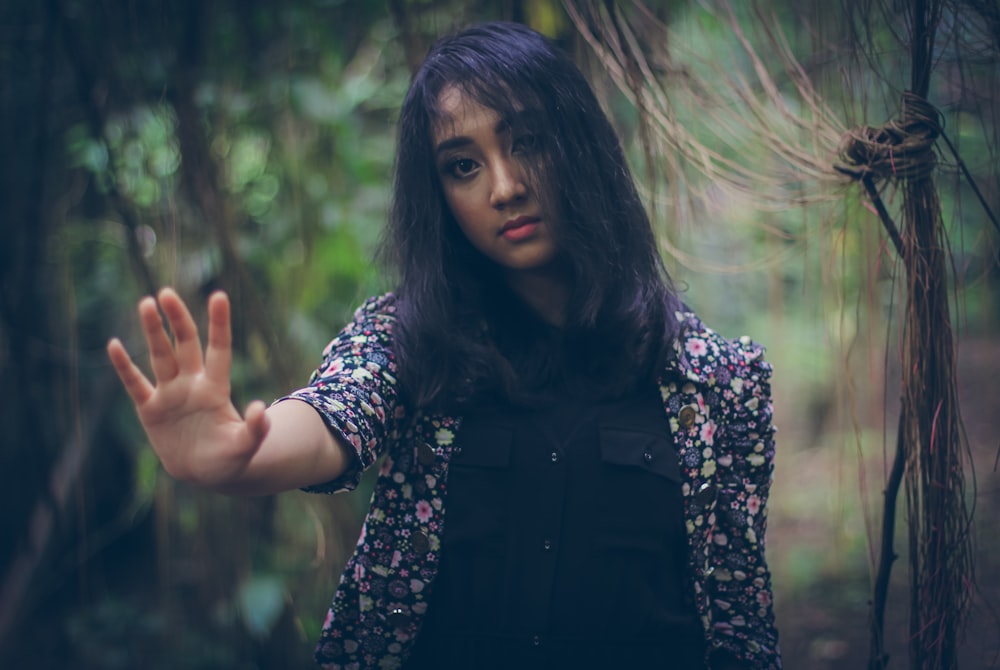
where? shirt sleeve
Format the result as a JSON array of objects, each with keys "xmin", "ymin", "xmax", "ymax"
[
  {"xmin": 709, "ymin": 339, "xmax": 781, "ymax": 669},
  {"xmin": 275, "ymin": 293, "xmax": 404, "ymax": 494}
]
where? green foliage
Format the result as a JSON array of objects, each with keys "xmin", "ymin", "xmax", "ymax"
[{"xmin": 1, "ymin": 0, "xmax": 996, "ymax": 668}]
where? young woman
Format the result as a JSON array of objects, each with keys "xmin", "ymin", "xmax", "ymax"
[{"xmin": 107, "ymin": 21, "xmax": 780, "ymax": 670}]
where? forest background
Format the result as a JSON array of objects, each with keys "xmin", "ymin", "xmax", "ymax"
[{"xmin": 1, "ymin": 0, "xmax": 997, "ymax": 668}]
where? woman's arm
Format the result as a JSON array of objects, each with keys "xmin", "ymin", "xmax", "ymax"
[
  {"xmin": 107, "ymin": 288, "xmax": 353, "ymax": 496},
  {"xmin": 277, "ymin": 293, "xmax": 403, "ymax": 494},
  {"xmin": 710, "ymin": 342, "xmax": 781, "ymax": 669}
]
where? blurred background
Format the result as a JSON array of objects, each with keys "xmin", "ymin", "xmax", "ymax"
[{"xmin": 1, "ymin": 0, "xmax": 997, "ymax": 668}]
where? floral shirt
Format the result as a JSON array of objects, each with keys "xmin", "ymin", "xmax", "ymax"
[{"xmin": 284, "ymin": 293, "xmax": 781, "ymax": 670}]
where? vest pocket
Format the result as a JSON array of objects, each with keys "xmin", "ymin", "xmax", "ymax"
[
  {"xmin": 595, "ymin": 428, "xmax": 684, "ymax": 554},
  {"xmin": 442, "ymin": 423, "xmax": 513, "ymax": 545}
]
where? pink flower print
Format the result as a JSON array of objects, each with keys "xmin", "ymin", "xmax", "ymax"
[
  {"xmin": 685, "ymin": 338, "xmax": 708, "ymax": 357},
  {"xmin": 415, "ymin": 500, "xmax": 432, "ymax": 524},
  {"xmin": 699, "ymin": 420, "xmax": 717, "ymax": 445},
  {"xmin": 322, "ymin": 358, "xmax": 345, "ymax": 376},
  {"xmin": 747, "ymin": 494, "xmax": 761, "ymax": 515},
  {"xmin": 323, "ymin": 609, "xmax": 335, "ymax": 629},
  {"xmin": 756, "ymin": 590, "xmax": 772, "ymax": 607},
  {"xmin": 379, "ymin": 456, "xmax": 394, "ymax": 476}
]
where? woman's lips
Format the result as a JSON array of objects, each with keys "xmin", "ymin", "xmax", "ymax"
[{"xmin": 500, "ymin": 216, "xmax": 540, "ymax": 241}]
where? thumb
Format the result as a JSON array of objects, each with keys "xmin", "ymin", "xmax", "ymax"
[{"xmin": 244, "ymin": 400, "xmax": 271, "ymax": 447}]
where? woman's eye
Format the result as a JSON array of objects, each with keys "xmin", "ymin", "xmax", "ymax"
[
  {"xmin": 447, "ymin": 158, "xmax": 478, "ymax": 178},
  {"xmin": 512, "ymin": 134, "xmax": 538, "ymax": 154}
]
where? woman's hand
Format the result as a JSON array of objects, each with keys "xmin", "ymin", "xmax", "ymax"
[{"xmin": 107, "ymin": 288, "xmax": 270, "ymax": 490}]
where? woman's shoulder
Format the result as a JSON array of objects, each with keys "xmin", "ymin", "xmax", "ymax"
[
  {"xmin": 338, "ymin": 292, "xmax": 399, "ymax": 333},
  {"xmin": 316, "ymin": 293, "xmax": 398, "ymax": 359},
  {"xmin": 354, "ymin": 292, "xmax": 398, "ymax": 318},
  {"xmin": 662, "ymin": 306, "xmax": 772, "ymax": 387}
]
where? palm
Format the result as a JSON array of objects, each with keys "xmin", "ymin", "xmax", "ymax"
[{"xmin": 108, "ymin": 288, "xmax": 268, "ymax": 488}]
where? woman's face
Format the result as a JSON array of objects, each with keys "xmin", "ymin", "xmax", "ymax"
[{"xmin": 432, "ymin": 87, "xmax": 559, "ymax": 277}]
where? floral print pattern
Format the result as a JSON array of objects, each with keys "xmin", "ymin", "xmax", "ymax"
[{"xmin": 283, "ymin": 294, "xmax": 781, "ymax": 669}]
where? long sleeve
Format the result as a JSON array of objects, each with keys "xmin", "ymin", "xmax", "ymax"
[
  {"xmin": 279, "ymin": 293, "xmax": 404, "ymax": 493},
  {"xmin": 707, "ymin": 339, "xmax": 780, "ymax": 668}
]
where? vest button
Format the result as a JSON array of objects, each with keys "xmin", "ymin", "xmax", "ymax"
[
  {"xmin": 411, "ymin": 531, "xmax": 430, "ymax": 553},
  {"xmin": 386, "ymin": 608, "xmax": 410, "ymax": 628},
  {"xmin": 694, "ymin": 482, "xmax": 717, "ymax": 508},
  {"xmin": 417, "ymin": 442, "xmax": 436, "ymax": 465},
  {"xmin": 678, "ymin": 406, "xmax": 697, "ymax": 428}
]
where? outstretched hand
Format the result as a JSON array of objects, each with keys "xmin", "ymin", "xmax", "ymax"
[{"xmin": 107, "ymin": 288, "xmax": 271, "ymax": 490}]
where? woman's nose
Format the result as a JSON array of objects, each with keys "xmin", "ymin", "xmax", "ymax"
[{"xmin": 489, "ymin": 158, "xmax": 528, "ymax": 209}]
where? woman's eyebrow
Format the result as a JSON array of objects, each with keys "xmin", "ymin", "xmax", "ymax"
[
  {"xmin": 434, "ymin": 135, "xmax": 474, "ymax": 157},
  {"xmin": 506, "ymin": 108, "xmax": 541, "ymax": 132},
  {"xmin": 434, "ymin": 118, "xmax": 507, "ymax": 157},
  {"xmin": 434, "ymin": 110, "xmax": 540, "ymax": 157}
]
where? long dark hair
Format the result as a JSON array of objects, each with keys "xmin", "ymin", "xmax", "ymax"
[{"xmin": 379, "ymin": 21, "xmax": 681, "ymax": 409}]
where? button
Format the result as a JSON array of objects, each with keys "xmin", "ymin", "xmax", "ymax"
[
  {"xmin": 417, "ymin": 442, "xmax": 436, "ymax": 465},
  {"xmin": 550, "ymin": 451, "xmax": 560, "ymax": 463},
  {"xmin": 411, "ymin": 531, "xmax": 430, "ymax": 553},
  {"xmin": 543, "ymin": 539, "xmax": 552, "ymax": 551},
  {"xmin": 678, "ymin": 406, "xmax": 697, "ymax": 428},
  {"xmin": 532, "ymin": 634, "xmax": 542, "ymax": 647},
  {"xmin": 386, "ymin": 608, "xmax": 410, "ymax": 628},
  {"xmin": 694, "ymin": 482, "xmax": 717, "ymax": 507},
  {"xmin": 643, "ymin": 450, "xmax": 654, "ymax": 464}
]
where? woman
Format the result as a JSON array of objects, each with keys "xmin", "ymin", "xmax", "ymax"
[{"xmin": 107, "ymin": 21, "xmax": 780, "ymax": 670}]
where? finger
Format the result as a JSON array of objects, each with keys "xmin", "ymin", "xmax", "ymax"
[
  {"xmin": 107, "ymin": 338, "xmax": 155, "ymax": 405},
  {"xmin": 244, "ymin": 400, "xmax": 271, "ymax": 449},
  {"xmin": 158, "ymin": 287, "xmax": 204, "ymax": 373},
  {"xmin": 204, "ymin": 291, "xmax": 232, "ymax": 384},
  {"xmin": 139, "ymin": 295, "xmax": 179, "ymax": 382}
]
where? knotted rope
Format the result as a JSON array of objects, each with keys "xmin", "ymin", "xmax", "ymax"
[
  {"xmin": 837, "ymin": 91, "xmax": 977, "ymax": 670},
  {"xmin": 836, "ymin": 91, "xmax": 999, "ymax": 248},
  {"xmin": 835, "ymin": 91, "xmax": 942, "ymax": 183}
]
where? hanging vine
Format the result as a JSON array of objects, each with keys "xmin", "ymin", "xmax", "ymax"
[{"xmin": 565, "ymin": 1, "xmax": 996, "ymax": 667}]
